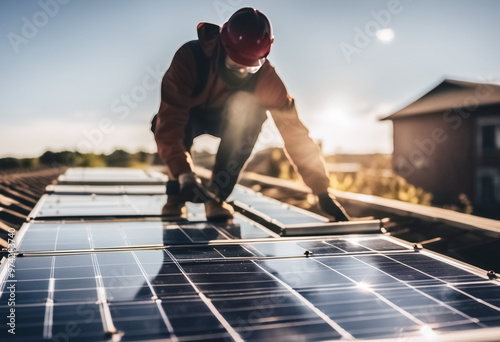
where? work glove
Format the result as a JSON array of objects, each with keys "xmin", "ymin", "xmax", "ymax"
[
  {"xmin": 178, "ymin": 172, "xmax": 210, "ymax": 203},
  {"xmin": 318, "ymin": 192, "xmax": 351, "ymax": 222}
]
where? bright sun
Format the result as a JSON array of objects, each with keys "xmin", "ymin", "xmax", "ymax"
[{"xmin": 376, "ymin": 28, "xmax": 395, "ymax": 43}]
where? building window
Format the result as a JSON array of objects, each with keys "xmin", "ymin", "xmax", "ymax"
[
  {"xmin": 476, "ymin": 169, "xmax": 500, "ymax": 208},
  {"xmin": 479, "ymin": 175, "xmax": 495, "ymax": 204},
  {"xmin": 480, "ymin": 124, "xmax": 500, "ymax": 155}
]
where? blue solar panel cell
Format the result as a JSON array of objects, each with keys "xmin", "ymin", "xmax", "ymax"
[
  {"xmin": 54, "ymin": 278, "xmax": 96, "ymax": 291},
  {"xmin": 248, "ymin": 241, "xmax": 309, "ymax": 257},
  {"xmin": 317, "ymin": 255, "xmax": 430, "ymax": 288},
  {"xmin": 51, "ymin": 322, "xmax": 106, "ymax": 342},
  {"xmin": 246, "ymin": 237, "xmax": 410, "ymax": 259},
  {"xmin": 455, "ymin": 283, "xmax": 500, "ymax": 304},
  {"xmin": 352, "ymin": 238, "xmax": 408, "ymax": 251},
  {"xmin": 170, "ymin": 246, "xmax": 254, "ymax": 260},
  {"xmin": 55, "ymin": 254, "xmax": 93, "ymax": 267},
  {"xmin": 162, "ymin": 300, "xmax": 226, "ymax": 334},
  {"xmin": 111, "ymin": 305, "xmax": 172, "ymax": 340},
  {"xmin": 54, "ymin": 265, "xmax": 96, "ymax": 279},
  {"xmin": 109, "ymin": 300, "xmax": 232, "ymax": 340},
  {"xmin": 323, "ymin": 240, "xmax": 372, "ymax": 253},
  {"xmin": 374, "ymin": 287, "xmax": 481, "ymax": 325},
  {"xmin": 353, "ymin": 254, "xmax": 440, "ymax": 284},
  {"xmin": 259, "ymin": 258, "xmax": 354, "ymax": 288},
  {"xmin": 14, "ymin": 256, "xmax": 53, "ymax": 269},
  {"xmin": 13, "ymin": 268, "xmax": 51, "ymax": 281},
  {"xmin": 295, "ymin": 240, "xmax": 347, "ymax": 253},
  {"xmin": 417, "ymin": 286, "xmax": 500, "ymax": 323},
  {"xmin": 54, "ymin": 289, "xmax": 99, "ymax": 303},
  {"xmin": 14, "ymin": 280, "xmax": 50, "ymax": 292},
  {"xmin": 388, "ymin": 253, "xmax": 484, "ymax": 283}
]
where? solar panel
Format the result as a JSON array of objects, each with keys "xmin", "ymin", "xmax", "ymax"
[
  {"xmin": 45, "ymin": 184, "xmax": 167, "ymax": 195},
  {"xmin": 35, "ymin": 185, "xmax": 316, "ymax": 221},
  {"xmin": 230, "ymin": 185, "xmax": 382, "ymax": 235},
  {"xmin": 30, "ymin": 187, "xmax": 381, "ymax": 237},
  {"xmin": 31, "ymin": 171, "xmax": 382, "ymax": 236},
  {"xmin": 33, "ymin": 186, "xmax": 306, "ymax": 221},
  {"xmin": 29, "ymin": 194, "xmax": 169, "ymax": 220},
  {"xmin": 2, "ymin": 167, "xmax": 500, "ymax": 341},
  {"xmin": 15, "ymin": 217, "xmax": 276, "ymax": 254},
  {"xmin": 57, "ymin": 168, "xmax": 168, "ymax": 185},
  {"xmin": 2, "ymin": 237, "xmax": 500, "ymax": 341},
  {"xmin": 230, "ymin": 185, "xmax": 328, "ymax": 226}
]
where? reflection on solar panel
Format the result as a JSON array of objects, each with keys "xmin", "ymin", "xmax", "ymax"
[
  {"xmin": 16, "ymin": 218, "xmax": 274, "ymax": 253},
  {"xmin": 230, "ymin": 185, "xmax": 328, "ymax": 225},
  {"xmin": 58, "ymin": 168, "xmax": 167, "ymax": 185},
  {"xmin": 30, "ymin": 194, "xmax": 169, "ymax": 219},
  {"xmin": 46, "ymin": 184, "xmax": 167, "ymax": 195},
  {"xmin": 1, "ymin": 168, "xmax": 500, "ymax": 341},
  {"xmin": 230, "ymin": 186, "xmax": 381, "ymax": 235}
]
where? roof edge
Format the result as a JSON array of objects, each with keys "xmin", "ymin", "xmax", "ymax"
[{"xmin": 381, "ymin": 77, "xmax": 500, "ymax": 121}]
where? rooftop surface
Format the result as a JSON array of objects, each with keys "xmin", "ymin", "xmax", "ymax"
[{"xmin": 1, "ymin": 168, "xmax": 500, "ymax": 341}]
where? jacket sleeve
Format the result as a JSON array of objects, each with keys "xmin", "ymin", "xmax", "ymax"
[
  {"xmin": 270, "ymin": 104, "xmax": 331, "ymax": 195},
  {"xmin": 154, "ymin": 43, "xmax": 197, "ymax": 178},
  {"xmin": 257, "ymin": 66, "xmax": 331, "ymax": 195}
]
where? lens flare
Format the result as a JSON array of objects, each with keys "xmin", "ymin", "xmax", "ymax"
[
  {"xmin": 420, "ymin": 325, "xmax": 436, "ymax": 339},
  {"xmin": 376, "ymin": 28, "xmax": 395, "ymax": 43},
  {"xmin": 357, "ymin": 281, "xmax": 371, "ymax": 292}
]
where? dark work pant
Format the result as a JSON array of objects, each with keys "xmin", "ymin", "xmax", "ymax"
[{"xmin": 184, "ymin": 92, "xmax": 267, "ymax": 200}]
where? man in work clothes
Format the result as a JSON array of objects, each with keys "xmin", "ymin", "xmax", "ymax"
[{"xmin": 153, "ymin": 8, "xmax": 350, "ymax": 221}]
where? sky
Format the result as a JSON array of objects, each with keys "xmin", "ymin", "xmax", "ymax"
[{"xmin": 1, "ymin": 0, "xmax": 500, "ymax": 158}]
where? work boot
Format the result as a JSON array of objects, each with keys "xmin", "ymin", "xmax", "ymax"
[
  {"xmin": 162, "ymin": 180, "xmax": 187, "ymax": 218},
  {"xmin": 205, "ymin": 199, "xmax": 234, "ymax": 221},
  {"xmin": 161, "ymin": 195, "xmax": 187, "ymax": 218}
]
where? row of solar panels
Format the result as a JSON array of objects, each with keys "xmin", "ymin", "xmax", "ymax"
[{"xmin": 1, "ymin": 168, "xmax": 500, "ymax": 341}]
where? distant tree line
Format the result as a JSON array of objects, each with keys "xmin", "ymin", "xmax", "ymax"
[{"xmin": 0, "ymin": 150, "xmax": 162, "ymax": 170}]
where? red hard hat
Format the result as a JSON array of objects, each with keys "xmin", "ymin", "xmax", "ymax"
[{"xmin": 220, "ymin": 8, "xmax": 274, "ymax": 67}]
